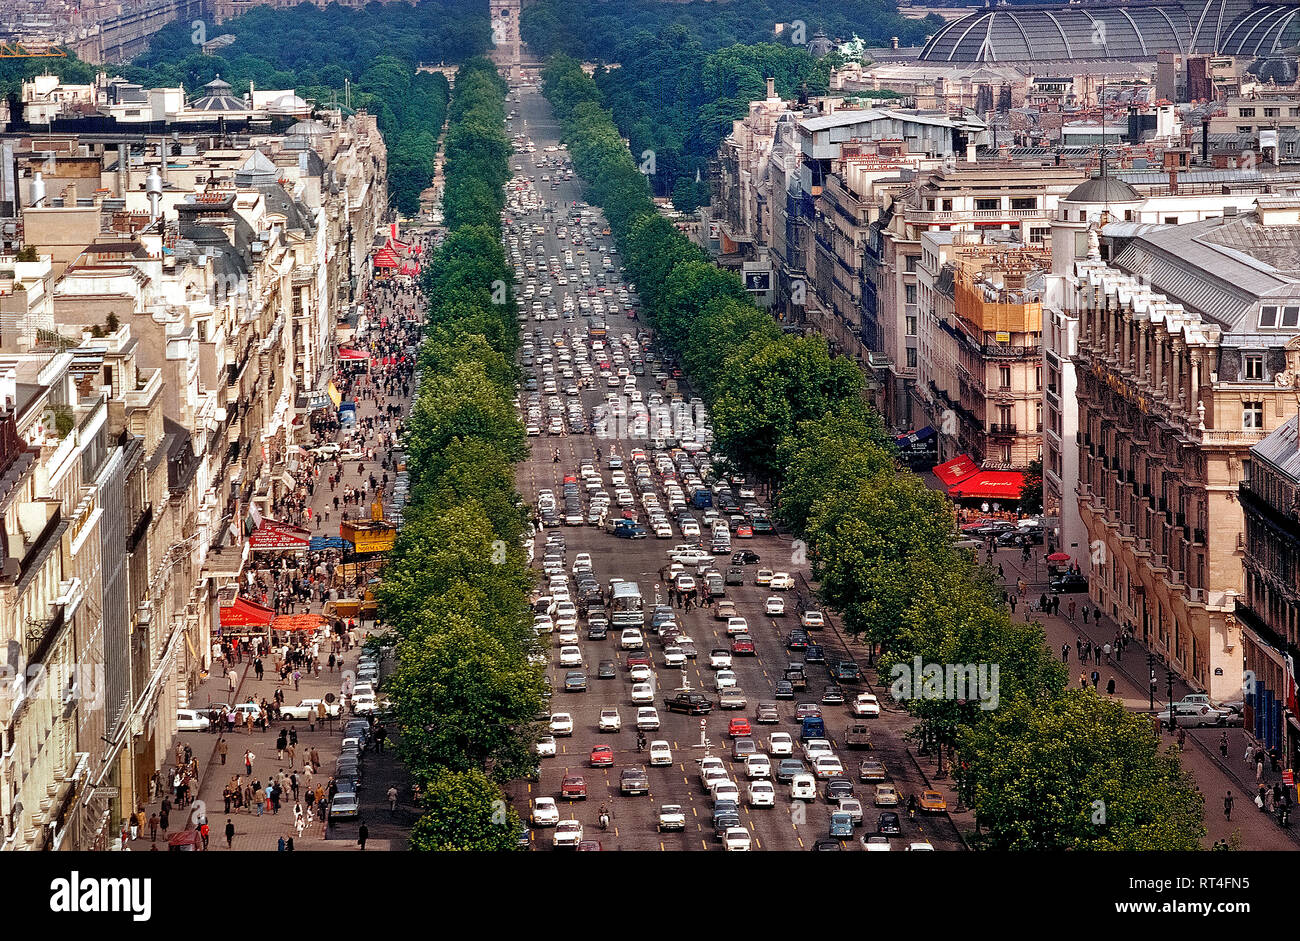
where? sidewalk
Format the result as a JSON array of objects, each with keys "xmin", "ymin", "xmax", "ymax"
[{"xmin": 120, "ymin": 267, "xmax": 428, "ymax": 852}]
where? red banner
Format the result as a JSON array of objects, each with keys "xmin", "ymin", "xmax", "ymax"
[{"xmin": 248, "ymin": 519, "xmax": 311, "ymax": 551}]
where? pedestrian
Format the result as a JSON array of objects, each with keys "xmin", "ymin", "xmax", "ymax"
[
  {"xmin": 225, "ymin": 818, "xmax": 235, "ymax": 848},
  {"xmin": 1103, "ymin": 642, "xmax": 1112, "ymax": 663},
  {"xmin": 358, "ymin": 821, "xmax": 369, "ymax": 850},
  {"xmin": 218, "ymin": 737, "xmax": 228, "ymax": 765},
  {"xmin": 388, "ymin": 785, "xmax": 398, "ymax": 812},
  {"xmin": 1082, "ymin": 606, "xmax": 1089, "ymax": 624},
  {"xmin": 149, "ymin": 813, "xmax": 158, "ymax": 842},
  {"xmin": 244, "ymin": 749, "xmax": 254, "ymax": 776},
  {"xmin": 1068, "ymin": 600, "xmax": 1076, "ymax": 620},
  {"xmin": 1245, "ymin": 742, "xmax": 1254, "ymax": 766},
  {"xmin": 1177, "ymin": 727, "xmax": 1186, "ymax": 749},
  {"xmin": 1090, "ymin": 670, "xmax": 1100, "ymax": 689},
  {"xmin": 375, "ymin": 723, "xmax": 387, "ymax": 754},
  {"xmin": 1106, "ymin": 676, "xmax": 1116, "ymax": 695},
  {"xmin": 1257, "ymin": 756, "xmax": 1265, "ymax": 783},
  {"xmin": 1220, "ymin": 731, "xmax": 1229, "ymax": 759},
  {"xmin": 1224, "ymin": 790, "xmax": 1234, "ymax": 820},
  {"xmin": 1079, "ymin": 672, "xmax": 1087, "ymax": 689},
  {"xmin": 1061, "ymin": 643, "xmax": 1069, "ymax": 663},
  {"xmin": 200, "ymin": 820, "xmax": 210, "ymax": 850}
]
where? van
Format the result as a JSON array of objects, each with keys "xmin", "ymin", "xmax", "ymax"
[{"xmin": 800, "ymin": 715, "xmax": 826, "ymax": 740}]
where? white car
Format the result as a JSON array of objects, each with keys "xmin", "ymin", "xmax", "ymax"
[
  {"xmin": 714, "ymin": 669, "xmax": 738, "ymax": 689},
  {"xmin": 649, "ymin": 740, "xmax": 673, "ymax": 766},
  {"xmin": 663, "ymin": 646, "xmax": 686, "ymax": 668},
  {"xmin": 556, "ymin": 628, "xmax": 580, "ymax": 646},
  {"xmin": 680, "ymin": 520, "xmax": 700, "ymax": 538},
  {"xmin": 631, "ymin": 682, "xmax": 654, "ymax": 703},
  {"xmin": 744, "ymin": 753, "xmax": 771, "ymax": 779},
  {"xmin": 531, "ymin": 797, "xmax": 560, "ymax": 827},
  {"xmin": 658, "ymin": 804, "xmax": 687, "ymax": 832},
  {"xmin": 636, "ymin": 706, "xmax": 660, "ymax": 730},
  {"xmin": 553, "ymin": 819, "xmax": 583, "ymax": 848},
  {"xmin": 769, "ymin": 572, "xmax": 795, "ymax": 590},
  {"xmin": 620, "ymin": 629, "xmax": 644, "ymax": 650},
  {"xmin": 764, "ymin": 596, "xmax": 785, "ymax": 616},
  {"xmin": 800, "ymin": 611, "xmax": 825, "ymax": 629},
  {"xmin": 629, "ymin": 664, "xmax": 653, "ymax": 682},
  {"xmin": 802, "ymin": 738, "xmax": 834, "ymax": 762},
  {"xmin": 550, "ymin": 713, "xmax": 574, "ymax": 736},
  {"xmin": 558, "ymin": 646, "xmax": 583, "ymax": 667},
  {"xmin": 725, "ymin": 617, "xmax": 749, "ymax": 636},
  {"xmin": 748, "ymin": 780, "xmax": 776, "ymax": 807},
  {"xmin": 599, "ymin": 709, "xmax": 622, "ymax": 732},
  {"xmin": 863, "ymin": 836, "xmax": 893, "ymax": 852},
  {"xmin": 769, "ymin": 732, "xmax": 793, "ymax": 755},
  {"xmin": 709, "ymin": 650, "xmax": 732, "ymax": 669},
  {"xmin": 907, "ymin": 841, "xmax": 936, "ymax": 851},
  {"xmin": 813, "ymin": 755, "xmax": 844, "ymax": 778},
  {"xmin": 852, "ymin": 693, "xmax": 881, "ymax": 717},
  {"xmin": 653, "ymin": 521, "xmax": 673, "ymax": 538},
  {"xmin": 790, "ymin": 773, "xmax": 817, "ymax": 800},
  {"xmin": 669, "ymin": 548, "xmax": 711, "ymax": 566},
  {"xmin": 723, "ymin": 826, "xmax": 752, "ymax": 851},
  {"xmin": 712, "ymin": 780, "xmax": 741, "ymax": 805},
  {"xmin": 536, "ymin": 735, "xmax": 557, "ymax": 756},
  {"xmin": 176, "ymin": 709, "xmax": 210, "ymax": 732}
]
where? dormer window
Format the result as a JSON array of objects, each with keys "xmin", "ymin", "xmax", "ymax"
[{"xmin": 1259, "ymin": 305, "xmax": 1300, "ymax": 328}]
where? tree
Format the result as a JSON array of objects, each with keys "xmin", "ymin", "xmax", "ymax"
[
  {"xmin": 408, "ymin": 768, "xmax": 521, "ymax": 851},
  {"xmin": 1020, "ymin": 458, "xmax": 1044, "ymax": 515}
]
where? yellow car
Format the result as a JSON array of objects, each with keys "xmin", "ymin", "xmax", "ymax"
[
  {"xmin": 919, "ymin": 789, "xmax": 947, "ymax": 813},
  {"xmin": 874, "ymin": 784, "xmax": 899, "ymax": 807}
]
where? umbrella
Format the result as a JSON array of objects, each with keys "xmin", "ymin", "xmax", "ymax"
[{"xmin": 1046, "ymin": 552, "xmax": 1071, "ymax": 563}]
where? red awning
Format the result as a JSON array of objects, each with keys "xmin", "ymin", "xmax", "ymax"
[
  {"xmin": 948, "ymin": 470, "xmax": 1026, "ymax": 501},
  {"xmin": 272, "ymin": 614, "xmax": 327, "ymax": 632},
  {"xmin": 373, "ymin": 248, "xmax": 400, "ymax": 269},
  {"xmin": 220, "ymin": 597, "xmax": 275, "ymax": 628},
  {"xmin": 933, "ymin": 454, "xmax": 980, "ymax": 488},
  {"xmin": 337, "ymin": 348, "xmax": 367, "ymax": 360}
]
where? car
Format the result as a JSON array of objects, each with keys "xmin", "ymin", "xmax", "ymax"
[
  {"xmin": 786, "ymin": 630, "xmax": 809, "ymax": 650},
  {"xmin": 531, "ymin": 797, "xmax": 560, "ymax": 826},
  {"xmin": 774, "ymin": 680, "xmax": 794, "ymax": 700},
  {"xmin": 629, "ymin": 663, "xmax": 653, "ymax": 682},
  {"xmin": 852, "ymin": 693, "xmax": 881, "ymax": 717},
  {"xmin": 714, "ymin": 669, "xmax": 738, "ymax": 689},
  {"xmin": 862, "ymin": 835, "xmax": 893, "ymax": 852},
  {"xmin": 839, "ymin": 797, "xmax": 865, "ymax": 825},
  {"xmin": 328, "ymin": 792, "xmax": 360, "ymax": 820},
  {"xmin": 590, "ymin": 745, "xmax": 614, "ymax": 767},
  {"xmin": 803, "ymin": 643, "xmax": 825, "ymax": 664},
  {"xmin": 725, "ymin": 616, "xmax": 749, "ymax": 636},
  {"xmin": 714, "ymin": 601, "xmax": 738, "ymax": 621},
  {"xmin": 553, "ymin": 819, "xmax": 584, "ymax": 849},
  {"xmin": 649, "ymin": 740, "xmax": 673, "ymax": 766},
  {"xmin": 829, "ymin": 811, "xmax": 854, "ymax": 839},
  {"xmin": 755, "ymin": 702, "xmax": 779, "ymax": 724},
  {"xmin": 769, "ymin": 732, "xmax": 794, "ymax": 756},
  {"xmin": 754, "ymin": 569, "xmax": 774, "ymax": 586},
  {"xmin": 550, "ymin": 713, "xmax": 574, "ymax": 736},
  {"xmin": 821, "ymin": 685, "xmax": 845, "ymax": 705},
  {"xmin": 745, "ymin": 753, "xmax": 772, "ymax": 779},
  {"xmin": 560, "ymin": 775, "xmax": 587, "ymax": 800},
  {"xmin": 598, "ymin": 708, "xmax": 622, "ymax": 732},
  {"xmin": 874, "ymin": 784, "xmax": 900, "ymax": 807},
  {"xmin": 765, "ymin": 596, "xmax": 785, "ymax": 616},
  {"xmin": 813, "ymin": 755, "xmax": 845, "ymax": 779},
  {"xmin": 619, "ymin": 628, "xmax": 644, "ymax": 649},
  {"xmin": 775, "ymin": 758, "xmax": 805, "ymax": 784},
  {"xmin": 619, "ymin": 767, "xmax": 650, "ymax": 795},
  {"xmin": 1049, "ymin": 573, "xmax": 1089, "ymax": 593},
  {"xmin": 658, "ymin": 804, "xmax": 687, "ymax": 832},
  {"xmin": 564, "ymin": 670, "xmax": 588, "ymax": 692},
  {"xmin": 724, "ymin": 567, "xmax": 746, "ymax": 586},
  {"xmin": 664, "ymin": 692, "xmax": 712, "ymax": 715},
  {"xmin": 728, "ymin": 717, "xmax": 752, "ymax": 737},
  {"xmin": 636, "ymin": 706, "xmax": 661, "ymax": 730},
  {"xmin": 663, "ymin": 646, "xmax": 686, "ymax": 668},
  {"xmin": 800, "ymin": 611, "xmax": 825, "ymax": 629},
  {"xmin": 709, "ymin": 649, "xmax": 733, "ymax": 669},
  {"xmin": 279, "ymin": 699, "xmax": 341, "ymax": 721},
  {"xmin": 790, "ymin": 773, "xmax": 817, "ymax": 800},
  {"xmin": 877, "ymin": 812, "xmax": 902, "ymax": 836},
  {"xmin": 558, "ymin": 646, "xmax": 583, "ymax": 667},
  {"xmin": 919, "ymin": 789, "xmax": 948, "ymax": 813},
  {"xmin": 719, "ymin": 687, "xmax": 748, "ymax": 709},
  {"xmin": 769, "ymin": 572, "xmax": 795, "ymax": 590},
  {"xmin": 859, "ymin": 759, "xmax": 888, "ymax": 782},
  {"xmin": 731, "ymin": 550, "xmax": 761, "ymax": 565},
  {"xmin": 176, "ymin": 709, "xmax": 210, "ymax": 732},
  {"xmin": 723, "ymin": 827, "xmax": 752, "ymax": 851},
  {"xmin": 536, "ymin": 735, "xmax": 557, "ymax": 757},
  {"xmin": 907, "ymin": 841, "xmax": 936, "ymax": 851},
  {"xmin": 631, "ymin": 682, "xmax": 655, "ymax": 703},
  {"xmin": 597, "ymin": 660, "xmax": 617, "ymax": 680}
]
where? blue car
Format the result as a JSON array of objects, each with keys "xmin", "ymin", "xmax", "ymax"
[{"xmin": 829, "ymin": 812, "xmax": 854, "ymax": 839}]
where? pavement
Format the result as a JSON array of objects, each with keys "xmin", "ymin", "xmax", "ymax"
[{"xmin": 121, "ymin": 276, "xmax": 425, "ymax": 852}]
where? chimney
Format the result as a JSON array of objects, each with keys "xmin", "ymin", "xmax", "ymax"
[
  {"xmin": 766, "ymin": 77, "xmax": 776, "ymax": 100},
  {"xmin": 1201, "ymin": 116, "xmax": 1210, "ymax": 163},
  {"xmin": 891, "ymin": 36, "xmax": 899, "ymax": 49}
]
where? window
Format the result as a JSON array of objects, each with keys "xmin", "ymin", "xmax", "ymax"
[
  {"xmin": 941, "ymin": 199, "xmax": 952, "ymax": 212},
  {"xmin": 1244, "ymin": 353, "xmax": 1264, "ymax": 380},
  {"xmin": 1243, "ymin": 401, "xmax": 1264, "ymax": 429},
  {"xmin": 906, "ymin": 315, "xmax": 917, "ymax": 336},
  {"xmin": 904, "ymin": 284, "xmax": 917, "ymax": 305},
  {"xmin": 905, "ymin": 255, "xmax": 918, "ymax": 272},
  {"xmin": 999, "ymin": 366, "xmax": 1011, "ymax": 388},
  {"xmin": 1289, "ymin": 141, "xmax": 1297, "ymax": 156},
  {"xmin": 1239, "ymin": 107, "xmax": 1257, "ymax": 117},
  {"xmin": 197, "ymin": 320, "xmax": 207, "ymax": 342},
  {"xmin": 1237, "ymin": 126, "xmax": 1254, "ymax": 134},
  {"xmin": 974, "ymin": 198, "xmax": 1000, "ymax": 212},
  {"xmin": 1010, "ymin": 197, "xmax": 1036, "ymax": 211},
  {"xmin": 1036, "ymin": 366, "xmax": 1043, "ymax": 390},
  {"xmin": 1262, "ymin": 306, "xmax": 1300, "ymax": 328},
  {"xmin": 906, "ymin": 347, "xmax": 917, "ymax": 369},
  {"xmin": 1029, "ymin": 226, "xmax": 1049, "ymax": 243},
  {"xmin": 1036, "ymin": 403, "xmax": 1043, "ymax": 432},
  {"xmin": 1261, "ymin": 306, "xmax": 1277, "ymax": 327},
  {"xmin": 926, "ymin": 199, "xmax": 936, "ymax": 211},
  {"xmin": 1164, "ymin": 216, "xmax": 1179, "ymax": 224},
  {"xmin": 1264, "ymin": 108, "xmax": 1279, "ymax": 118}
]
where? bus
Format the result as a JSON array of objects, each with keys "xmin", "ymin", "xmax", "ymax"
[{"xmin": 611, "ymin": 581, "xmax": 644, "ymax": 627}]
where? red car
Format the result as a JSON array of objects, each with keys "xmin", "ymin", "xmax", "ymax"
[
  {"xmin": 728, "ymin": 717, "xmax": 752, "ymax": 738},
  {"xmin": 590, "ymin": 746, "xmax": 614, "ymax": 767},
  {"xmin": 561, "ymin": 775, "xmax": 588, "ymax": 800},
  {"xmin": 626, "ymin": 653, "xmax": 652, "ymax": 669},
  {"xmin": 731, "ymin": 636, "xmax": 755, "ymax": 656},
  {"xmin": 736, "ymin": 524, "xmax": 754, "ymax": 538}
]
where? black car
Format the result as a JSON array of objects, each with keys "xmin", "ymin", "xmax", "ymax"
[
  {"xmin": 997, "ymin": 527, "xmax": 1044, "ymax": 547},
  {"xmin": 774, "ymin": 680, "xmax": 795, "ymax": 699},
  {"xmin": 877, "ymin": 812, "xmax": 902, "ymax": 835},
  {"xmin": 596, "ymin": 660, "xmax": 617, "ymax": 679},
  {"xmin": 619, "ymin": 767, "xmax": 650, "ymax": 795},
  {"xmin": 1049, "ymin": 573, "xmax": 1089, "ymax": 593},
  {"xmin": 564, "ymin": 670, "xmax": 587, "ymax": 692},
  {"xmin": 664, "ymin": 692, "xmax": 713, "ymax": 715},
  {"xmin": 724, "ymin": 566, "xmax": 746, "ymax": 586},
  {"xmin": 804, "ymin": 644, "xmax": 825, "ymax": 664},
  {"xmin": 787, "ymin": 630, "xmax": 809, "ymax": 650},
  {"xmin": 730, "ymin": 550, "xmax": 761, "ymax": 565},
  {"xmin": 812, "ymin": 840, "xmax": 843, "ymax": 851},
  {"xmin": 712, "ymin": 799, "xmax": 739, "ymax": 824},
  {"xmin": 822, "ymin": 685, "xmax": 845, "ymax": 705},
  {"xmin": 587, "ymin": 624, "xmax": 608, "ymax": 641},
  {"xmin": 713, "ymin": 812, "xmax": 743, "ymax": 839},
  {"xmin": 825, "ymin": 777, "xmax": 854, "ymax": 802}
]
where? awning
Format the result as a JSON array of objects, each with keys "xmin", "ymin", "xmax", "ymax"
[
  {"xmin": 248, "ymin": 519, "xmax": 311, "ymax": 551},
  {"xmin": 895, "ymin": 425, "xmax": 936, "ymax": 447},
  {"xmin": 219, "ymin": 596, "xmax": 275, "ymax": 628},
  {"xmin": 948, "ymin": 470, "xmax": 1026, "ymax": 501},
  {"xmin": 272, "ymin": 614, "xmax": 327, "ymax": 632},
  {"xmin": 933, "ymin": 454, "xmax": 980, "ymax": 488},
  {"xmin": 338, "ymin": 348, "xmax": 367, "ymax": 360}
]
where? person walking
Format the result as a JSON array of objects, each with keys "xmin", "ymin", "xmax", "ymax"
[
  {"xmin": 1106, "ymin": 676, "xmax": 1116, "ymax": 696},
  {"xmin": 218, "ymin": 737, "xmax": 228, "ymax": 766},
  {"xmin": 1224, "ymin": 790, "xmax": 1234, "ymax": 820},
  {"xmin": 1061, "ymin": 643, "xmax": 1069, "ymax": 663},
  {"xmin": 388, "ymin": 785, "xmax": 398, "ymax": 812},
  {"xmin": 244, "ymin": 749, "xmax": 254, "ymax": 776},
  {"xmin": 1220, "ymin": 731, "xmax": 1229, "ymax": 759},
  {"xmin": 358, "ymin": 821, "xmax": 369, "ymax": 850},
  {"xmin": 225, "ymin": 818, "xmax": 235, "ymax": 849},
  {"xmin": 149, "ymin": 812, "xmax": 159, "ymax": 843},
  {"xmin": 1090, "ymin": 670, "xmax": 1100, "ymax": 689}
]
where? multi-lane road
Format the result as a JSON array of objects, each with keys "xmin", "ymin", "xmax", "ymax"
[{"xmin": 504, "ymin": 79, "xmax": 963, "ymax": 851}]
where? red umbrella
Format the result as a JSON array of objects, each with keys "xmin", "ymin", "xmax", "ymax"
[{"xmin": 1046, "ymin": 552, "xmax": 1071, "ymax": 563}]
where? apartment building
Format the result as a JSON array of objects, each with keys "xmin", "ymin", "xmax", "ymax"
[
  {"xmin": 1066, "ymin": 199, "xmax": 1300, "ymax": 701},
  {"xmin": 917, "ymin": 234, "xmax": 1047, "ymax": 471},
  {"xmin": 0, "ymin": 103, "xmax": 388, "ymax": 849}
]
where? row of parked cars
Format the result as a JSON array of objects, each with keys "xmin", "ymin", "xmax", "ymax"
[{"xmin": 327, "ymin": 647, "xmax": 386, "ymax": 821}]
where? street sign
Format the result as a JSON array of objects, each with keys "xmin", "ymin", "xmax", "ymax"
[{"xmin": 1284, "ymin": 769, "xmax": 1294, "ymax": 787}]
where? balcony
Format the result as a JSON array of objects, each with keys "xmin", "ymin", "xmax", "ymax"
[
  {"xmin": 988, "ymin": 423, "xmax": 1018, "ymax": 436},
  {"xmin": 982, "ymin": 343, "xmax": 1043, "ymax": 360},
  {"xmin": 909, "ymin": 207, "xmax": 1042, "ymax": 224}
]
